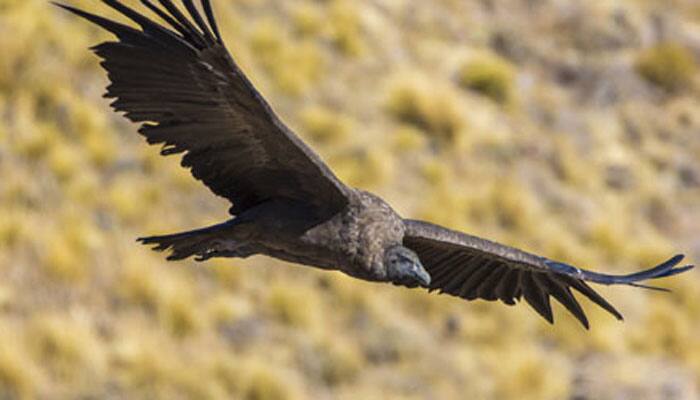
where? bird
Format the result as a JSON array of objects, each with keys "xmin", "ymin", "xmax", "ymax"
[{"xmin": 57, "ymin": 0, "xmax": 694, "ymax": 329}]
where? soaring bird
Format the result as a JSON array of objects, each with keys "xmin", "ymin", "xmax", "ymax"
[{"xmin": 58, "ymin": 0, "xmax": 693, "ymax": 328}]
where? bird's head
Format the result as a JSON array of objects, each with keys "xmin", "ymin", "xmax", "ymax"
[{"xmin": 384, "ymin": 245, "xmax": 431, "ymax": 287}]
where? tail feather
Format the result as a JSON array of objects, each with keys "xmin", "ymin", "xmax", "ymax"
[{"xmin": 138, "ymin": 221, "xmax": 232, "ymax": 261}]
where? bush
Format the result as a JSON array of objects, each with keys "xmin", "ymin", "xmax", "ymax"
[
  {"xmin": 636, "ymin": 43, "xmax": 698, "ymax": 93},
  {"xmin": 458, "ymin": 54, "xmax": 515, "ymax": 104},
  {"xmin": 299, "ymin": 105, "xmax": 351, "ymax": 143},
  {"xmin": 27, "ymin": 316, "xmax": 105, "ymax": 383},
  {"xmin": 386, "ymin": 79, "xmax": 465, "ymax": 145},
  {"xmin": 244, "ymin": 368, "xmax": 297, "ymax": 400},
  {"xmin": 0, "ymin": 337, "xmax": 40, "ymax": 400},
  {"xmin": 328, "ymin": 0, "xmax": 364, "ymax": 56},
  {"xmin": 250, "ymin": 20, "xmax": 326, "ymax": 95},
  {"xmin": 292, "ymin": 4, "xmax": 324, "ymax": 37},
  {"xmin": 267, "ymin": 285, "xmax": 320, "ymax": 328}
]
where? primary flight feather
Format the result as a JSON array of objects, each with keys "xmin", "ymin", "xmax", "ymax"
[{"xmin": 58, "ymin": 0, "xmax": 694, "ymax": 329}]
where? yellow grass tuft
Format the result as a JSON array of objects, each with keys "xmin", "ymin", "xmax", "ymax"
[
  {"xmin": 161, "ymin": 291, "xmax": 204, "ymax": 338},
  {"xmin": 587, "ymin": 217, "xmax": 630, "ymax": 261},
  {"xmin": 491, "ymin": 345, "xmax": 571, "ymax": 400},
  {"xmin": 212, "ymin": 356, "xmax": 246, "ymax": 395},
  {"xmin": 318, "ymin": 341, "xmax": 362, "ymax": 386},
  {"xmin": 118, "ymin": 256, "xmax": 166, "ymax": 312},
  {"xmin": 636, "ymin": 43, "xmax": 698, "ymax": 93},
  {"xmin": 299, "ymin": 105, "xmax": 352, "ymax": 144},
  {"xmin": 13, "ymin": 122, "xmax": 58, "ymax": 161},
  {"xmin": 0, "ymin": 210, "xmax": 26, "ymax": 249},
  {"xmin": 216, "ymin": 357, "xmax": 302, "ymax": 400},
  {"xmin": 41, "ymin": 229, "xmax": 89, "ymax": 283},
  {"xmin": 292, "ymin": 4, "xmax": 324, "ymax": 37},
  {"xmin": 0, "ymin": 333, "xmax": 41, "ymax": 400},
  {"xmin": 118, "ymin": 256, "xmax": 203, "ymax": 337},
  {"xmin": 331, "ymin": 147, "xmax": 394, "ymax": 188},
  {"xmin": 267, "ymin": 284, "xmax": 321, "ymax": 329},
  {"xmin": 107, "ymin": 175, "xmax": 161, "ymax": 225},
  {"xmin": 250, "ymin": 20, "xmax": 326, "ymax": 95},
  {"xmin": 210, "ymin": 259, "xmax": 245, "ymax": 290},
  {"xmin": 633, "ymin": 300, "xmax": 693, "ymax": 357},
  {"xmin": 489, "ymin": 179, "xmax": 538, "ymax": 231},
  {"xmin": 392, "ymin": 125, "xmax": 428, "ymax": 152},
  {"xmin": 328, "ymin": 0, "xmax": 365, "ymax": 57},
  {"xmin": 82, "ymin": 130, "xmax": 117, "ymax": 168},
  {"xmin": 47, "ymin": 140, "xmax": 83, "ymax": 183},
  {"xmin": 386, "ymin": 77, "xmax": 465, "ymax": 146},
  {"xmin": 458, "ymin": 54, "xmax": 516, "ymax": 105},
  {"xmin": 244, "ymin": 368, "xmax": 298, "ymax": 400},
  {"xmin": 207, "ymin": 294, "xmax": 252, "ymax": 326},
  {"xmin": 27, "ymin": 315, "xmax": 105, "ymax": 384},
  {"xmin": 111, "ymin": 331, "xmax": 232, "ymax": 397}
]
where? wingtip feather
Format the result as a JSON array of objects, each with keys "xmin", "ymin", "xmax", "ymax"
[
  {"xmin": 201, "ymin": 0, "xmax": 222, "ymax": 43},
  {"xmin": 545, "ymin": 253, "xmax": 694, "ymax": 288}
]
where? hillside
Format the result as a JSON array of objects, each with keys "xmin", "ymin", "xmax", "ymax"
[{"xmin": 1, "ymin": 0, "xmax": 699, "ymax": 399}]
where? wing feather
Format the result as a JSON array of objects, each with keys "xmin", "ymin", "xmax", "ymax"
[
  {"xmin": 403, "ymin": 219, "xmax": 694, "ymax": 328},
  {"xmin": 476, "ymin": 264, "xmax": 507, "ymax": 300},
  {"xmin": 181, "ymin": 0, "xmax": 216, "ymax": 42},
  {"xmin": 544, "ymin": 275, "xmax": 589, "ymax": 329},
  {"xmin": 201, "ymin": 0, "xmax": 222, "ymax": 43},
  {"xmin": 57, "ymin": 1, "xmax": 350, "ymax": 217},
  {"xmin": 494, "ymin": 268, "xmax": 518, "ymax": 305}
]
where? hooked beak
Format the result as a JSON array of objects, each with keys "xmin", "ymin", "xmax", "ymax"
[{"xmin": 412, "ymin": 262, "xmax": 432, "ymax": 286}]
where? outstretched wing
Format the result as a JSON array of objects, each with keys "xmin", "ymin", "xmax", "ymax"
[
  {"xmin": 56, "ymin": 0, "xmax": 350, "ymax": 217},
  {"xmin": 403, "ymin": 219, "xmax": 694, "ymax": 328}
]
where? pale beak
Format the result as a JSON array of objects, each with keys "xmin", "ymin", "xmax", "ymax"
[{"xmin": 412, "ymin": 261, "xmax": 432, "ymax": 286}]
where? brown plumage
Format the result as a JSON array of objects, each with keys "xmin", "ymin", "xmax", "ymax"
[{"xmin": 59, "ymin": 0, "xmax": 694, "ymax": 328}]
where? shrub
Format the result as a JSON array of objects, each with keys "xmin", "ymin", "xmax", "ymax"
[
  {"xmin": 47, "ymin": 141, "xmax": 82, "ymax": 182},
  {"xmin": 244, "ymin": 366, "xmax": 298, "ymax": 400},
  {"xmin": 299, "ymin": 105, "xmax": 351, "ymax": 143},
  {"xmin": 386, "ymin": 79, "xmax": 464, "ymax": 146},
  {"xmin": 491, "ymin": 346, "xmax": 571, "ymax": 400},
  {"xmin": 318, "ymin": 342, "xmax": 361, "ymax": 386},
  {"xmin": 328, "ymin": 0, "xmax": 364, "ymax": 57},
  {"xmin": 458, "ymin": 54, "xmax": 516, "ymax": 104},
  {"xmin": 292, "ymin": 4, "xmax": 324, "ymax": 37},
  {"xmin": 161, "ymin": 293, "xmax": 203, "ymax": 338},
  {"xmin": 27, "ymin": 316, "xmax": 105, "ymax": 383},
  {"xmin": 0, "ymin": 211, "xmax": 26, "ymax": 249},
  {"xmin": 330, "ymin": 147, "xmax": 394, "ymax": 188},
  {"xmin": 41, "ymin": 225, "xmax": 90, "ymax": 283},
  {"xmin": 250, "ymin": 21, "xmax": 326, "ymax": 96},
  {"xmin": 299, "ymin": 338, "xmax": 361, "ymax": 386},
  {"xmin": 267, "ymin": 285, "xmax": 320, "ymax": 328},
  {"xmin": 636, "ymin": 43, "xmax": 698, "ymax": 93},
  {"xmin": 392, "ymin": 125, "xmax": 427, "ymax": 151},
  {"xmin": 0, "ymin": 336, "xmax": 40, "ymax": 400}
]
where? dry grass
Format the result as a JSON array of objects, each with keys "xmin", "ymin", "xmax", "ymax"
[
  {"xmin": 385, "ymin": 75, "xmax": 466, "ymax": 147},
  {"xmin": 458, "ymin": 53, "xmax": 516, "ymax": 105},
  {"xmin": 299, "ymin": 105, "xmax": 352, "ymax": 144},
  {"xmin": 0, "ymin": 0, "xmax": 699, "ymax": 399},
  {"xmin": 0, "ymin": 332, "xmax": 41, "ymax": 400},
  {"xmin": 636, "ymin": 43, "xmax": 698, "ymax": 94}
]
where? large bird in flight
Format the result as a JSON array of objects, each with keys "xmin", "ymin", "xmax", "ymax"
[{"xmin": 58, "ymin": 0, "xmax": 694, "ymax": 328}]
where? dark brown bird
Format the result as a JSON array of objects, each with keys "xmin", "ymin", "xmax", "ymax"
[{"xmin": 58, "ymin": 0, "xmax": 694, "ymax": 329}]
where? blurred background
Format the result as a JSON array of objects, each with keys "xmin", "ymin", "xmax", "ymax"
[{"xmin": 1, "ymin": 0, "xmax": 700, "ymax": 398}]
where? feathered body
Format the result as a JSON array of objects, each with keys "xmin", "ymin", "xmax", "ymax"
[{"xmin": 144, "ymin": 190, "xmax": 405, "ymax": 283}]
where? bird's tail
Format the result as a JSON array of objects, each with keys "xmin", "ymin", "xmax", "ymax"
[{"xmin": 138, "ymin": 220, "xmax": 235, "ymax": 261}]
